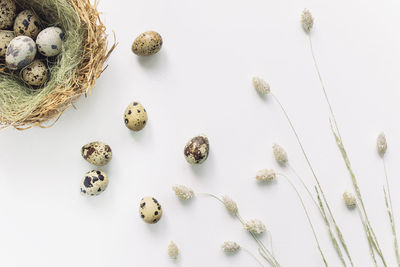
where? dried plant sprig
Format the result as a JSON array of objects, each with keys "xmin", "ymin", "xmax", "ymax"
[
  {"xmin": 377, "ymin": 133, "xmax": 387, "ymax": 157},
  {"xmin": 302, "ymin": 9, "xmax": 387, "ymax": 264},
  {"xmin": 222, "ymin": 195, "xmax": 239, "ymax": 215},
  {"xmin": 173, "ymin": 185, "xmax": 195, "ymax": 200},
  {"xmin": 245, "ymin": 219, "xmax": 266, "ymax": 235},
  {"xmin": 256, "ymin": 169, "xmax": 276, "ymax": 182},
  {"xmin": 273, "ymin": 144, "xmax": 288, "ymax": 166},
  {"xmin": 253, "ymin": 77, "xmax": 271, "ymax": 95},
  {"xmin": 343, "ymin": 191, "xmax": 356, "ymax": 209},
  {"xmin": 168, "ymin": 241, "xmax": 179, "ymax": 260},
  {"xmin": 222, "ymin": 241, "xmax": 241, "ymax": 253},
  {"xmin": 301, "ymin": 9, "xmax": 314, "ymax": 33}
]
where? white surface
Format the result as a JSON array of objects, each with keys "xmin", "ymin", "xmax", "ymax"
[{"xmin": 1, "ymin": 0, "xmax": 400, "ymax": 266}]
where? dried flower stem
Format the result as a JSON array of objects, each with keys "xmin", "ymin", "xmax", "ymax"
[
  {"xmin": 243, "ymin": 247, "xmax": 266, "ymax": 267},
  {"xmin": 382, "ymin": 159, "xmax": 400, "ymax": 266},
  {"xmin": 271, "ymin": 92, "xmax": 352, "ymax": 266},
  {"xmin": 198, "ymin": 193, "xmax": 280, "ymax": 267},
  {"xmin": 280, "ymin": 173, "xmax": 328, "ymax": 266}
]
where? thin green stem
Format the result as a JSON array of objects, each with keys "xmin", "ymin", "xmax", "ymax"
[
  {"xmin": 281, "ymin": 173, "xmax": 328, "ymax": 266},
  {"xmin": 382, "ymin": 159, "xmax": 400, "ymax": 266}
]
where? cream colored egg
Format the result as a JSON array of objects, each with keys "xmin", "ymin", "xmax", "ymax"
[
  {"xmin": 184, "ymin": 135, "xmax": 210, "ymax": 164},
  {"xmin": 0, "ymin": 30, "xmax": 14, "ymax": 56},
  {"xmin": 132, "ymin": 31, "xmax": 162, "ymax": 56},
  {"xmin": 14, "ymin": 10, "xmax": 41, "ymax": 39},
  {"xmin": 6, "ymin": 36, "xmax": 36, "ymax": 70},
  {"xmin": 80, "ymin": 170, "xmax": 109, "ymax": 196},
  {"xmin": 81, "ymin": 141, "xmax": 112, "ymax": 166},
  {"xmin": 22, "ymin": 59, "xmax": 48, "ymax": 86},
  {"xmin": 124, "ymin": 101, "xmax": 148, "ymax": 131},
  {"xmin": 0, "ymin": 0, "xmax": 17, "ymax": 30},
  {"xmin": 139, "ymin": 197, "xmax": 163, "ymax": 224},
  {"xmin": 36, "ymin": 27, "xmax": 64, "ymax": 57}
]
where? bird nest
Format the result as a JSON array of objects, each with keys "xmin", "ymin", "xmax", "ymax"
[{"xmin": 0, "ymin": 0, "xmax": 116, "ymax": 130}]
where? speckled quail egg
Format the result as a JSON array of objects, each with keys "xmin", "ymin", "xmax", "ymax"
[
  {"xmin": 36, "ymin": 27, "xmax": 64, "ymax": 57},
  {"xmin": 0, "ymin": 0, "xmax": 17, "ymax": 30},
  {"xmin": 184, "ymin": 135, "xmax": 210, "ymax": 164},
  {"xmin": 132, "ymin": 31, "xmax": 162, "ymax": 56},
  {"xmin": 124, "ymin": 101, "xmax": 148, "ymax": 131},
  {"xmin": 6, "ymin": 36, "xmax": 36, "ymax": 70},
  {"xmin": 0, "ymin": 30, "xmax": 14, "ymax": 56},
  {"xmin": 80, "ymin": 170, "xmax": 109, "ymax": 196},
  {"xmin": 22, "ymin": 59, "xmax": 48, "ymax": 86},
  {"xmin": 139, "ymin": 197, "xmax": 163, "ymax": 224},
  {"xmin": 81, "ymin": 141, "xmax": 112, "ymax": 166},
  {"xmin": 14, "ymin": 10, "xmax": 41, "ymax": 39}
]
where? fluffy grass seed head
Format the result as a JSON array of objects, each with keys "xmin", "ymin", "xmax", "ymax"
[
  {"xmin": 256, "ymin": 169, "xmax": 276, "ymax": 182},
  {"xmin": 253, "ymin": 77, "xmax": 271, "ymax": 95},
  {"xmin": 173, "ymin": 185, "xmax": 195, "ymax": 200},
  {"xmin": 273, "ymin": 144, "xmax": 288, "ymax": 166},
  {"xmin": 301, "ymin": 9, "xmax": 314, "ymax": 33},
  {"xmin": 168, "ymin": 241, "xmax": 179, "ymax": 260},
  {"xmin": 244, "ymin": 219, "xmax": 266, "ymax": 235},
  {"xmin": 222, "ymin": 195, "xmax": 238, "ymax": 215},
  {"xmin": 343, "ymin": 191, "xmax": 356, "ymax": 209},
  {"xmin": 377, "ymin": 133, "xmax": 387, "ymax": 157},
  {"xmin": 222, "ymin": 241, "xmax": 241, "ymax": 253}
]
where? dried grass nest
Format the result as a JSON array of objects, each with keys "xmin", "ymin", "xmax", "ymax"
[{"xmin": 0, "ymin": 0, "xmax": 116, "ymax": 130}]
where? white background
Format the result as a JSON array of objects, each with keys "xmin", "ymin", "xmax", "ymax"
[{"xmin": 1, "ymin": 0, "xmax": 400, "ymax": 266}]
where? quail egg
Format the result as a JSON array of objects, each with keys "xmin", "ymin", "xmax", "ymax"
[
  {"xmin": 22, "ymin": 59, "xmax": 48, "ymax": 86},
  {"xmin": 81, "ymin": 141, "xmax": 112, "ymax": 166},
  {"xmin": 184, "ymin": 135, "xmax": 210, "ymax": 164},
  {"xmin": 124, "ymin": 101, "xmax": 148, "ymax": 131},
  {"xmin": 139, "ymin": 197, "xmax": 163, "ymax": 224},
  {"xmin": 80, "ymin": 170, "xmax": 109, "ymax": 196},
  {"xmin": 132, "ymin": 31, "xmax": 162, "ymax": 56},
  {"xmin": 6, "ymin": 36, "xmax": 36, "ymax": 70},
  {"xmin": 0, "ymin": 30, "xmax": 14, "ymax": 56},
  {"xmin": 14, "ymin": 10, "xmax": 41, "ymax": 39},
  {"xmin": 36, "ymin": 27, "xmax": 64, "ymax": 57},
  {"xmin": 0, "ymin": 0, "xmax": 16, "ymax": 30}
]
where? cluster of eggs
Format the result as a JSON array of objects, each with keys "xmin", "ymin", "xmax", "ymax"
[{"xmin": 0, "ymin": 0, "xmax": 64, "ymax": 87}]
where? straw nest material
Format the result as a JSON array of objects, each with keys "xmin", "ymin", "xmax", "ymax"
[{"xmin": 0, "ymin": 0, "xmax": 116, "ymax": 130}]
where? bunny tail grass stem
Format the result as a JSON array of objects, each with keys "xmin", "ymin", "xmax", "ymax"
[
  {"xmin": 271, "ymin": 92, "xmax": 352, "ymax": 266},
  {"xmin": 243, "ymin": 248, "xmax": 266, "ymax": 267},
  {"xmin": 382, "ymin": 160, "xmax": 400, "ymax": 266},
  {"xmin": 281, "ymin": 173, "xmax": 329, "ymax": 266},
  {"xmin": 330, "ymin": 122, "xmax": 387, "ymax": 267},
  {"xmin": 198, "ymin": 193, "xmax": 280, "ymax": 267}
]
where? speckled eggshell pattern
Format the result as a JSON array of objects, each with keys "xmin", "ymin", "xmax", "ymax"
[
  {"xmin": 132, "ymin": 31, "xmax": 162, "ymax": 56},
  {"xmin": 22, "ymin": 59, "xmax": 48, "ymax": 86},
  {"xmin": 139, "ymin": 197, "xmax": 162, "ymax": 224},
  {"xmin": 80, "ymin": 170, "xmax": 109, "ymax": 196},
  {"xmin": 13, "ymin": 10, "xmax": 41, "ymax": 39},
  {"xmin": 81, "ymin": 141, "xmax": 112, "ymax": 166},
  {"xmin": 6, "ymin": 36, "xmax": 36, "ymax": 70},
  {"xmin": 0, "ymin": 30, "xmax": 14, "ymax": 56},
  {"xmin": 0, "ymin": 0, "xmax": 17, "ymax": 30},
  {"xmin": 124, "ymin": 101, "xmax": 148, "ymax": 131},
  {"xmin": 36, "ymin": 27, "xmax": 64, "ymax": 57},
  {"xmin": 184, "ymin": 135, "xmax": 210, "ymax": 164}
]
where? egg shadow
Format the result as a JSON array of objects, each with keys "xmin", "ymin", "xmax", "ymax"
[
  {"xmin": 189, "ymin": 151, "xmax": 215, "ymax": 177},
  {"xmin": 137, "ymin": 51, "xmax": 165, "ymax": 69}
]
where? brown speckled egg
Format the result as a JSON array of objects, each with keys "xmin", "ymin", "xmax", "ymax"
[
  {"xmin": 6, "ymin": 36, "xmax": 36, "ymax": 70},
  {"xmin": 124, "ymin": 101, "xmax": 147, "ymax": 131},
  {"xmin": 0, "ymin": 0, "xmax": 16, "ymax": 30},
  {"xmin": 184, "ymin": 135, "xmax": 209, "ymax": 164},
  {"xmin": 80, "ymin": 170, "xmax": 109, "ymax": 196},
  {"xmin": 132, "ymin": 31, "xmax": 162, "ymax": 56},
  {"xmin": 139, "ymin": 197, "xmax": 163, "ymax": 224},
  {"xmin": 22, "ymin": 59, "xmax": 48, "ymax": 86},
  {"xmin": 81, "ymin": 141, "xmax": 112, "ymax": 166},
  {"xmin": 14, "ymin": 10, "xmax": 41, "ymax": 39},
  {"xmin": 0, "ymin": 30, "xmax": 14, "ymax": 56}
]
